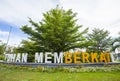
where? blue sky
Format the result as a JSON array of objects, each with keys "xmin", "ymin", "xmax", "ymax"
[
  {"xmin": 0, "ymin": 0, "xmax": 59, "ymax": 46},
  {"xmin": 0, "ymin": 19, "xmax": 27, "ymax": 46},
  {"xmin": 0, "ymin": 0, "xmax": 120, "ymax": 46}
]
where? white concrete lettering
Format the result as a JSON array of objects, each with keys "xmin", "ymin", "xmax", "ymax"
[
  {"xmin": 54, "ymin": 52, "xmax": 63, "ymax": 63},
  {"xmin": 45, "ymin": 52, "xmax": 52, "ymax": 63},
  {"xmin": 15, "ymin": 53, "xmax": 21, "ymax": 62},
  {"xmin": 35, "ymin": 52, "xmax": 43, "ymax": 63},
  {"xmin": 21, "ymin": 53, "xmax": 28, "ymax": 63}
]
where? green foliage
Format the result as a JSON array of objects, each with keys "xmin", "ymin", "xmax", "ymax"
[
  {"xmin": 14, "ymin": 40, "xmax": 38, "ymax": 62},
  {"xmin": 0, "ymin": 41, "xmax": 14, "ymax": 54},
  {"xmin": 14, "ymin": 40, "xmax": 37, "ymax": 53},
  {"xmin": 0, "ymin": 43, "xmax": 5, "ymax": 55},
  {"xmin": 5, "ymin": 45, "xmax": 15, "ymax": 53},
  {"xmin": 86, "ymin": 28, "xmax": 113, "ymax": 53},
  {"xmin": 1, "ymin": 64, "xmax": 120, "ymax": 73},
  {"xmin": 111, "ymin": 32, "xmax": 120, "ymax": 52},
  {"xmin": 0, "ymin": 55, "xmax": 4, "ymax": 60},
  {"xmin": 21, "ymin": 6, "xmax": 88, "ymax": 54}
]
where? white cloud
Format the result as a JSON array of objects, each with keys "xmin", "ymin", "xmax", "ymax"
[
  {"xmin": 0, "ymin": 30, "xmax": 9, "ymax": 36},
  {"xmin": 8, "ymin": 33, "xmax": 27, "ymax": 46},
  {"xmin": 0, "ymin": 30, "xmax": 9, "ymax": 44},
  {"xmin": 0, "ymin": 0, "xmax": 59, "ymax": 46},
  {"xmin": 61, "ymin": 0, "xmax": 120, "ymax": 23},
  {"xmin": 0, "ymin": 0, "xmax": 59, "ymax": 26},
  {"xmin": 0, "ymin": 0, "xmax": 120, "ymax": 46},
  {"xmin": 60, "ymin": 0, "xmax": 120, "ymax": 37},
  {"xmin": 0, "ymin": 31, "xmax": 27, "ymax": 46}
]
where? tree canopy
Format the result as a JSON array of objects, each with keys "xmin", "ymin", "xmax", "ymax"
[
  {"xmin": 21, "ymin": 6, "xmax": 88, "ymax": 54},
  {"xmin": 86, "ymin": 28, "xmax": 113, "ymax": 53},
  {"xmin": 0, "ymin": 42, "xmax": 5, "ymax": 55},
  {"xmin": 111, "ymin": 32, "xmax": 120, "ymax": 52}
]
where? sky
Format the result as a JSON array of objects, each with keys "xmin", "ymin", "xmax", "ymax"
[{"xmin": 0, "ymin": 0, "xmax": 120, "ymax": 46}]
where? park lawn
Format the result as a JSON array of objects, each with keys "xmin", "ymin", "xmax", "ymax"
[{"xmin": 0, "ymin": 68, "xmax": 120, "ymax": 81}]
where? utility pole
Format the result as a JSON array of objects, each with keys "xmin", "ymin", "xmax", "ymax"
[{"xmin": 4, "ymin": 26, "xmax": 12, "ymax": 54}]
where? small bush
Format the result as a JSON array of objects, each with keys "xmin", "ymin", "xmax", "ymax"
[
  {"xmin": 36, "ymin": 66, "xmax": 45, "ymax": 72},
  {"xmin": 0, "ymin": 55, "xmax": 4, "ymax": 60},
  {"xmin": 0, "ymin": 64, "xmax": 120, "ymax": 73}
]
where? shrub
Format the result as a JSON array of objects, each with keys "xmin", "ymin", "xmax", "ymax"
[
  {"xmin": 0, "ymin": 63, "xmax": 120, "ymax": 73},
  {"xmin": 0, "ymin": 55, "xmax": 4, "ymax": 60}
]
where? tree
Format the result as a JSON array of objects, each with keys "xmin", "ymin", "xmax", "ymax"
[
  {"xmin": 14, "ymin": 40, "xmax": 39, "ymax": 62},
  {"xmin": 21, "ymin": 6, "xmax": 88, "ymax": 54},
  {"xmin": 14, "ymin": 40, "xmax": 36, "ymax": 53},
  {"xmin": 111, "ymin": 32, "xmax": 120, "ymax": 52},
  {"xmin": 0, "ymin": 41, "xmax": 16, "ymax": 54},
  {"xmin": 0, "ymin": 41, "xmax": 5, "ymax": 55},
  {"xmin": 86, "ymin": 28, "xmax": 113, "ymax": 53}
]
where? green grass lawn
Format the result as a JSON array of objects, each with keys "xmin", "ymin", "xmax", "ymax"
[
  {"xmin": 0, "ymin": 64, "xmax": 120, "ymax": 81},
  {"xmin": 0, "ymin": 71, "xmax": 120, "ymax": 81}
]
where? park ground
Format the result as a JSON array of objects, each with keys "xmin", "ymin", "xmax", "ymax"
[{"xmin": 0, "ymin": 64, "xmax": 120, "ymax": 81}]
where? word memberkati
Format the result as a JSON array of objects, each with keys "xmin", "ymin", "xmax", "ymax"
[{"xmin": 5, "ymin": 51, "xmax": 111, "ymax": 63}]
